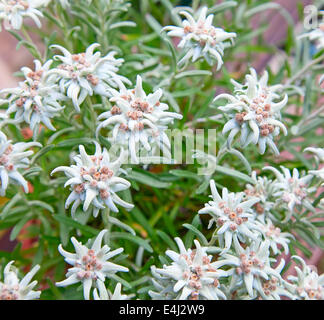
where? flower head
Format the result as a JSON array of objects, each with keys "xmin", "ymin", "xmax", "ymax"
[
  {"xmin": 244, "ymin": 171, "xmax": 277, "ymax": 222},
  {"xmin": 257, "ymin": 219, "xmax": 293, "ymax": 255},
  {"xmin": 219, "ymin": 237, "xmax": 284, "ymax": 299},
  {"xmin": 96, "ymin": 75, "xmax": 183, "ymax": 163},
  {"xmin": 51, "ymin": 142, "xmax": 134, "ymax": 218},
  {"xmin": 264, "ymin": 166, "xmax": 315, "ymax": 221},
  {"xmin": 0, "ymin": 132, "xmax": 41, "ymax": 196},
  {"xmin": 0, "ymin": 0, "xmax": 48, "ymax": 30},
  {"xmin": 299, "ymin": 22, "xmax": 324, "ymax": 51},
  {"xmin": 56, "ymin": 229, "xmax": 129, "ymax": 300},
  {"xmin": 149, "ymin": 237, "xmax": 228, "ymax": 300},
  {"xmin": 48, "ymin": 43, "xmax": 130, "ymax": 112},
  {"xmin": 0, "ymin": 261, "xmax": 40, "ymax": 300},
  {"xmin": 304, "ymin": 147, "xmax": 324, "ymax": 181},
  {"xmin": 1, "ymin": 59, "xmax": 65, "ymax": 134},
  {"xmin": 163, "ymin": 7, "xmax": 236, "ymax": 68},
  {"xmin": 287, "ymin": 256, "xmax": 324, "ymax": 300},
  {"xmin": 214, "ymin": 68, "xmax": 288, "ymax": 155},
  {"xmin": 198, "ymin": 179, "xmax": 261, "ymax": 253}
]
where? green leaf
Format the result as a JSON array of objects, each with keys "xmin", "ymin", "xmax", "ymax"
[
  {"xmin": 108, "ymin": 216, "xmax": 136, "ymax": 235},
  {"xmin": 53, "ymin": 215, "xmax": 99, "ymax": 237},
  {"xmin": 214, "ymin": 165, "xmax": 254, "ymax": 184},
  {"xmin": 169, "ymin": 169, "xmax": 199, "ymax": 180},
  {"xmin": 109, "ymin": 232, "xmax": 153, "ymax": 252},
  {"xmin": 127, "ymin": 170, "xmax": 171, "ymax": 188},
  {"xmin": 183, "ymin": 223, "xmax": 208, "ymax": 246},
  {"xmin": 10, "ymin": 215, "xmax": 32, "ymax": 241}
]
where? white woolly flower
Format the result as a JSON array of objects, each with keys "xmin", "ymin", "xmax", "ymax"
[
  {"xmin": 299, "ymin": 23, "xmax": 324, "ymax": 50},
  {"xmin": 257, "ymin": 219, "xmax": 293, "ymax": 255},
  {"xmin": 0, "ymin": 0, "xmax": 48, "ymax": 31},
  {"xmin": 48, "ymin": 43, "xmax": 130, "ymax": 112},
  {"xmin": 93, "ymin": 282, "xmax": 132, "ymax": 300},
  {"xmin": 304, "ymin": 147, "xmax": 324, "ymax": 181},
  {"xmin": 264, "ymin": 166, "xmax": 315, "ymax": 221},
  {"xmin": 218, "ymin": 237, "xmax": 285, "ymax": 299},
  {"xmin": 96, "ymin": 75, "xmax": 183, "ymax": 164},
  {"xmin": 244, "ymin": 171, "xmax": 277, "ymax": 222},
  {"xmin": 0, "ymin": 261, "xmax": 40, "ymax": 300},
  {"xmin": 214, "ymin": 68, "xmax": 288, "ymax": 155},
  {"xmin": 51, "ymin": 142, "xmax": 134, "ymax": 218},
  {"xmin": 163, "ymin": 7, "xmax": 236, "ymax": 68},
  {"xmin": 0, "ymin": 132, "xmax": 41, "ymax": 196},
  {"xmin": 287, "ymin": 256, "xmax": 324, "ymax": 300},
  {"xmin": 198, "ymin": 179, "xmax": 261, "ymax": 254},
  {"xmin": 149, "ymin": 237, "xmax": 228, "ymax": 300},
  {"xmin": 0, "ymin": 59, "xmax": 65, "ymax": 134},
  {"xmin": 56, "ymin": 229, "xmax": 129, "ymax": 300}
]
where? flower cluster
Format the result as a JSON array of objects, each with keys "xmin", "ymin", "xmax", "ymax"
[
  {"xmin": 56, "ymin": 230, "xmax": 129, "ymax": 300},
  {"xmin": 214, "ymin": 68, "xmax": 288, "ymax": 155},
  {"xmin": 51, "ymin": 142, "xmax": 134, "ymax": 218},
  {"xmin": 0, "ymin": 59, "xmax": 65, "ymax": 134},
  {"xmin": 198, "ymin": 180, "xmax": 262, "ymax": 253},
  {"xmin": 243, "ymin": 171, "xmax": 277, "ymax": 222},
  {"xmin": 0, "ymin": 0, "xmax": 48, "ymax": 31},
  {"xmin": 0, "ymin": 132, "xmax": 41, "ymax": 196},
  {"xmin": 218, "ymin": 238, "xmax": 286, "ymax": 299},
  {"xmin": 48, "ymin": 43, "xmax": 130, "ymax": 112},
  {"xmin": 264, "ymin": 166, "xmax": 315, "ymax": 221},
  {"xmin": 96, "ymin": 75, "xmax": 183, "ymax": 163},
  {"xmin": 0, "ymin": 261, "xmax": 40, "ymax": 300},
  {"xmin": 163, "ymin": 7, "xmax": 236, "ymax": 68},
  {"xmin": 149, "ymin": 238, "xmax": 228, "ymax": 300},
  {"xmin": 287, "ymin": 256, "xmax": 324, "ymax": 300}
]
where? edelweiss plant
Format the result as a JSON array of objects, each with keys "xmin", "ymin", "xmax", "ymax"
[
  {"xmin": 163, "ymin": 7, "xmax": 236, "ymax": 68},
  {"xmin": 198, "ymin": 180, "xmax": 262, "ymax": 253},
  {"xmin": 214, "ymin": 68, "xmax": 288, "ymax": 154},
  {"xmin": 0, "ymin": 0, "xmax": 323, "ymax": 302},
  {"xmin": 0, "ymin": 261, "xmax": 40, "ymax": 300},
  {"xmin": 96, "ymin": 75, "xmax": 183, "ymax": 163},
  {"xmin": 149, "ymin": 238, "xmax": 228, "ymax": 300},
  {"xmin": 51, "ymin": 142, "xmax": 133, "ymax": 217},
  {"xmin": 48, "ymin": 43, "xmax": 130, "ymax": 112},
  {"xmin": 56, "ymin": 230, "xmax": 128, "ymax": 300},
  {"xmin": 0, "ymin": 0, "xmax": 48, "ymax": 31},
  {"xmin": 0, "ymin": 132, "xmax": 41, "ymax": 195},
  {"xmin": 0, "ymin": 59, "xmax": 65, "ymax": 134}
]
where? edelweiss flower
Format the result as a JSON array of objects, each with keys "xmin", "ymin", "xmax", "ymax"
[
  {"xmin": 93, "ymin": 282, "xmax": 132, "ymax": 300},
  {"xmin": 214, "ymin": 68, "xmax": 288, "ymax": 155},
  {"xmin": 198, "ymin": 180, "xmax": 261, "ymax": 253},
  {"xmin": 304, "ymin": 147, "xmax": 324, "ymax": 181},
  {"xmin": 287, "ymin": 256, "xmax": 324, "ymax": 300},
  {"xmin": 96, "ymin": 75, "xmax": 183, "ymax": 163},
  {"xmin": 0, "ymin": 132, "xmax": 41, "ymax": 196},
  {"xmin": 219, "ymin": 237, "xmax": 284, "ymax": 299},
  {"xmin": 56, "ymin": 229, "xmax": 129, "ymax": 300},
  {"xmin": 0, "ymin": 59, "xmax": 65, "ymax": 134},
  {"xmin": 149, "ymin": 238, "xmax": 228, "ymax": 300},
  {"xmin": 0, "ymin": 261, "xmax": 40, "ymax": 300},
  {"xmin": 51, "ymin": 142, "xmax": 134, "ymax": 218},
  {"xmin": 48, "ymin": 43, "xmax": 130, "ymax": 112},
  {"xmin": 257, "ymin": 219, "xmax": 292, "ymax": 255},
  {"xmin": 163, "ymin": 7, "xmax": 236, "ymax": 68},
  {"xmin": 244, "ymin": 171, "xmax": 277, "ymax": 222},
  {"xmin": 299, "ymin": 22, "xmax": 324, "ymax": 50},
  {"xmin": 0, "ymin": 0, "xmax": 49, "ymax": 31},
  {"xmin": 264, "ymin": 166, "xmax": 315, "ymax": 221}
]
